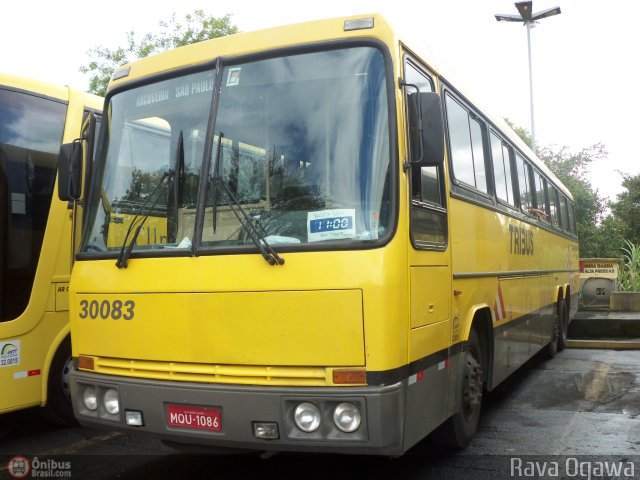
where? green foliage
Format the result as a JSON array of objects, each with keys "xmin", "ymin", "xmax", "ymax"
[
  {"xmin": 80, "ymin": 11, "xmax": 238, "ymax": 96},
  {"xmin": 611, "ymin": 173, "xmax": 640, "ymax": 246},
  {"xmin": 121, "ymin": 168, "xmax": 165, "ymax": 204},
  {"xmin": 578, "ymin": 215, "xmax": 626, "ymax": 259},
  {"xmin": 618, "ymin": 240, "xmax": 640, "ymax": 292}
]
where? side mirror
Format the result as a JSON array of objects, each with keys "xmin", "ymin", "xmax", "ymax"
[
  {"xmin": 408, "ymin": 92, "xmax": 444, "ymax": 167},
  {"xmin": 57, "ymin": 141, "xmax": 83, "ymax": 201}
]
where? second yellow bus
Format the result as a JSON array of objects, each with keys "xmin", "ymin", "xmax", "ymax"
[{"xmin": 0, "ymin": 73, "xmax": 102, "ymax": 422}]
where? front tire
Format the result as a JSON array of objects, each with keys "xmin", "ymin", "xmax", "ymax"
[
  {"xmin": 41, "ymin": 338, "xmax": 76, "ymax": 425},
  {"xmin": 432, "ymin": 328, "xmax": 484, "ymax": 448}
]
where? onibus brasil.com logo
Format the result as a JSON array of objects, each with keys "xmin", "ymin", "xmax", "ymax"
[{"xmin": 7, "ymin": 456, "xmax": 71, "ymax": 478}]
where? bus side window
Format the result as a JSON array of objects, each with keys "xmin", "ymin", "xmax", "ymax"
[
  {"xmin": 404, "ymin": 59, "xmax": 447, "ymax": 248},
  {"xmin": 0, "ymin": 89, "xmax": 66, "ymax": 321},
  {"xmin": 549, "ymin": 185, "xmax": 560, "ymax": 227},
  {"xmin": 532, "ymin": 170, "xmax": 549, "ymax": 221},
  {"xmin": 489, "ymin": 131, "xmax": 515, "ymax": 206},
  {"xmin": 515, "ymin": 153, "xmax": 532, "ymax": 214},
  {"xmin": 568, "ymin": 202, "xmax": 577, "ymax": 235},
  {"xmin": 559, "ymin": 195, "xmax": 569, "ymax": 232},
  {"xmin": 445, "ymin": 94, "xmax": 488, "ymax": 194}
]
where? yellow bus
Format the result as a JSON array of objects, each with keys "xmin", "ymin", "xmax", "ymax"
[
  {"xmin": 64, "ymin": 14, "xmax": 579, "ymax": 454},
  {"xmin": 0, "ymin": 74, "xmax": 102, "ymax": 422}
]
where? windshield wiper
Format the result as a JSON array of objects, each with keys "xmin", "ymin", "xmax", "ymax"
[
  {"xmin": 115, "ymin": 169, "xmax": 174, "ymax": 269},
  {"xmin": 210, "ymin": 133, "xmax": 284, "ymax": 266}
]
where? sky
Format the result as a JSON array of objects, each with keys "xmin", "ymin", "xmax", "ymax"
[{"xmin": 2, "ymin": 0, "xmax": 637, "ymax": 201}]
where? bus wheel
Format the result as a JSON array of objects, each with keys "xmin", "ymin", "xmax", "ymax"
[
  {"xmin": 42, "ymin": 338, "xmax": 77, "ymax": 425},
  {"xmin": 544, "ymin": 303, "xmax": 560, "ymax": 359},
  {"xmin": 557, "ymin": 300, "xmax": 568, "ymax": 351},
  {"xmin": 432, "ymin": 329, "xmax": 483, "ymax": 448}
]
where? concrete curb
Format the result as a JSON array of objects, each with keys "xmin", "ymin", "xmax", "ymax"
[
  {"xmin": 566, "ymin": 339, "xmax": 640, "ymax": 350},
  {"xmin": 569, "ymin": 317, "xmax": 640, "ymax": 339}
]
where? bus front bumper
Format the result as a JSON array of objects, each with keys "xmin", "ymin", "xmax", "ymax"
[{"xmin": 70, "ymin": 370, "xmax": 406, "ymax": 455}]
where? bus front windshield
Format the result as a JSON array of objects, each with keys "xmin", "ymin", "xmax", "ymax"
[{"xmin": 81, "ymin": 46, "xmax": 392, "ymax": 256}]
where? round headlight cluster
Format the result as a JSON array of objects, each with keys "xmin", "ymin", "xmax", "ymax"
[
  {"xmin": 103, "ymin": 388, "xmax": 120, "ymax": 415},
  {"xmin": 82, "ymin": 386, "xmax": 98, "ymax": 411},
  {"xmin": 333, "ymin": 402, "xmax": 361, "ymax": 433},
  {"xmin": 293, "ymin": 401, "xmax": 362, "ymax": 434},
  {"xmin": 293, "ymin": 402, "xmax": 321, "ymax": 432},
  {"xmin": 81, "ymin": 385, "xmax": 120, "ymax": 416}
]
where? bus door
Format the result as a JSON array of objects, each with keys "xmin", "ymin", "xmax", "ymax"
[{"xmin": 402, "ymin": 56, "xmax": 452, "ymax": 443}]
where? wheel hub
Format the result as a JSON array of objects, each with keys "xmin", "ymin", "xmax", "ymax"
[{"xmin": 462, "ymin": 353, "xmax": 483, "ymax": 415}]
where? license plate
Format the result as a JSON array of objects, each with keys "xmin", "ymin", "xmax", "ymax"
[{"xmin": 167, "ymin": 404, "xmax": 222, "ymax": 431}]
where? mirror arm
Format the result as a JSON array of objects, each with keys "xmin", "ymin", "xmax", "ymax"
[
  {"xmin": 399, "ymin": 79, "xmax": 425, "ymax": 171},
  {"xmin": 70, "ymin": 137, "xmax": 83, "ymax": 201}
]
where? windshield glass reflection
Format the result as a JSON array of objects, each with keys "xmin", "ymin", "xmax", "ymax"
[
  {"xmin": 81, "ymin": 71, "xmax": 214, "ymax": 252},
  {"xmin": 202, "ymin": 46, "xmax": 391, "ymax": 247},
  {"xmin": 81, "ymin": 46, "xmax": 392, "ymax": 256}
]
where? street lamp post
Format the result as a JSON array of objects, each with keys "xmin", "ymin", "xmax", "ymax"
[{"xmin": 495, "ymin": 1, "xmax": 561, "ymax": 154}]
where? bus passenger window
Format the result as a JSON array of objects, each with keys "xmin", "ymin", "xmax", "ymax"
[
  {"xmin": 567, "ymin": 202, "xmax": 577, "ymax": 235},
  {"xmin": 516, "ymin": 154, "xmax": 532, "ymax": 213},
  {"xmin": 549, "ymin": 186, "xmax": 560, "ymax": 227},
  {"xmin": 490, "ymin": 132, "xmax": 515, "ymax": 206},
  {"xmin": 559, "ymin": 195, "xmax": 569, "ymax": 232},
  {"xmin": 533, "ymin": 170, "xmax": 548, "ymax": 220},
  {"xmin": 445, "ymin": 95, "xmax": 487, "ymax": 193}
]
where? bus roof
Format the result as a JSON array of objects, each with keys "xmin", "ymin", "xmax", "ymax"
[
  {"xmin": 108, "ymin": 13, "xmax": 572, "ymax": 201},
  {"xmin": 0, "ymin": 72, "xmax": 103, "ymax": 110}
]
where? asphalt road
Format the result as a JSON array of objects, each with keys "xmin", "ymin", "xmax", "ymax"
[{"xmin": 1, "ymin": 348, "xmax": 638, "ymax": 479}]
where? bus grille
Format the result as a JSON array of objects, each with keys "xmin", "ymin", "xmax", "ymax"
[{"xmin": 89, "ymin": 357, "xmax": 331, "ymax": 386}]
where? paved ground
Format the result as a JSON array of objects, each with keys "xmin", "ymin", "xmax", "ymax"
[{"xmin": 0, "ymin": 348, "xmax": 638, "ymax": 479}]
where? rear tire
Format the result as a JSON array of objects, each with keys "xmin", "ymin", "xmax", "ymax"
[
  {"xmin": 41, "ymin": 338, "xmax": 76, "ymax": 425},
  {"xmin": 432, "ymin": 329, "xmax": 484, "ymax": 448},
  {"xmin": 544, "ymin": 301, "xmax": 561, "ymax": 359},
  {"xmin": 557, "ymin": 300, "xmax": 568, "ymax": 351}
]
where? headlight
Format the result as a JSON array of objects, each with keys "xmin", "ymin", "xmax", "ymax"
[
  {"xmin": 82, "ymin": 386, "xmax": 98, "ymax": 411},
  {"xmin": 293, "ymin": 402, "xmax": 321, "ymax": 432},
  {"xmin": 333, "ymin": 402, "xmax": 361, "ymax": 433},
  {"xmin": 103, "ymin": 388, "xmax": 120, "ymax": 415}
]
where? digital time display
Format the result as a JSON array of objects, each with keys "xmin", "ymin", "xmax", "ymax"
[{"xmin": 309, "ymin": 216, "xmax": 353, "ymax": 234}]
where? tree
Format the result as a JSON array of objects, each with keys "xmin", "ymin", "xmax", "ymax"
[
  {"xmin": 80, "ymin": 11, "xmax": 238, "ymax": 96},
  {"xmin": 611, "ymin": 173, "xmax": 640, "ymax": 246}
]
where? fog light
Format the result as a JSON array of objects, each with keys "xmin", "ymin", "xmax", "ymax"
[
  {"xmin": 333, "ymin": 402, "xmax": 361, "ymax": 433},
  {"xmin": 82, "ymin": 386, "xmax": 98, "ymax": 411},
  {"xmin": 103, "ymin": 388, "xmax": 120, "ymax": 415},
  {"xmin": 253, "ymin": 422, "xmax": 279, "ymax": 439},
  {"xmin": 125, "ymin": 410, "xmax": 144, "ymax": 426},
  {"xmin": 293, "ymin": 402, "xmax": 321, "ymax": 433}
]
